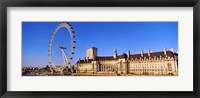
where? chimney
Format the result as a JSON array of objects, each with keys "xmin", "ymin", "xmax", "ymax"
[
  {"xmin": 171, "ymin": 48, "xmax": 174, "ymax": 54},
  {"xmin": 141, "ymin": 50, "xmax": 144, "ymax": 57},
  {"xmin": 84, "ymin": 57, "xmax": 86, "ymax": 62},
  {"xmin": 127, "ymin": 51, "xmax": 130, "ymax": 58},
  {"xmin": 148, "ymin": 49, "xmax": 150, "ymax": 56},
  {"xmin": 78, "ymin": 58, "xmax": 81, "ymax": 63},
  {"xmin": 164, "ymin": 47, "xmax": 167, "ymax": 55}
]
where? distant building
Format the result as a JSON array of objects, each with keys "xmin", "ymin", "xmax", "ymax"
[
  {"xmin": 76, "ymin": 47, "xmax": 178, "ymax": 76},
  {"xmin": 86, "ymin": 47, "xmax": 97, "ymax": 59}
]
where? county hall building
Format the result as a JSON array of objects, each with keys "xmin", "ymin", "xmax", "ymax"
[{"xmin": 75, "ymin": 47, "xmax": 178, "ymax": 76}]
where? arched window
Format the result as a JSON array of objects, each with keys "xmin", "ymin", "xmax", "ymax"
[{"xmin": 167, "ymin": 63, "xmax": 172, "ymax": 71}]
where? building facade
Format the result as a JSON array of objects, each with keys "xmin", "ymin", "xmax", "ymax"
[{"xmin": 75, "ymin": 47, "xmax": 178, "ymax": 76}]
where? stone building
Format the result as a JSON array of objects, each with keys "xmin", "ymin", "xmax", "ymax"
[
  {"xmin": 75, "ymin": 47, "xmax": 178, "ymax": 76},
  {"xmin": 86, "ymin": 47, "xmax": 97, "ymax": 59}
]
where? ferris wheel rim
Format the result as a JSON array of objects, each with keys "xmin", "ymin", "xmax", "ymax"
[{"xmin": 48, "ymin": 22, "xmax": 75, "ymax": 69}]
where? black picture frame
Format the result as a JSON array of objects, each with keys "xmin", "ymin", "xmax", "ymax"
[{"xmin": 0, "ymin": 0, "xmax": 200, "ymax": 98}]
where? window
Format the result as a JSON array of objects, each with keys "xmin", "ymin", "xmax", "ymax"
[{"xmin": 168, "ymin": 63, "xmax": 172, "ymax": 71}]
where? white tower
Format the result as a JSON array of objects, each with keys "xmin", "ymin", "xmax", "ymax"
[
  {"xmin": 86, "ymin": 47, "xmax": 98, "ymax": 59},
  {"xmin": 113, "ymin": 48, "xmax": 117, "ymax": 58}
]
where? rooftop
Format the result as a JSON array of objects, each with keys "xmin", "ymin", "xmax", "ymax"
[{"xmin": 77, "ymin": 50, "xmax": 178, "ymax": 63}]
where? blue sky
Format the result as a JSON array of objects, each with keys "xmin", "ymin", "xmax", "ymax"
[{"xmin": 22, "ymin": 22, "xmax": 178, "ymax": 67}]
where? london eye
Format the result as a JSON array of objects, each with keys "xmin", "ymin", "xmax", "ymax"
[{"xmin": 48, "ymin": 22, "xmax": 75, "ymax": 74}]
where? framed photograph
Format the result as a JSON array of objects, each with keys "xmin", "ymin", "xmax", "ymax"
[{"xmin": 0, "ymin": 0, "xmax": 200, "ymax": 98}]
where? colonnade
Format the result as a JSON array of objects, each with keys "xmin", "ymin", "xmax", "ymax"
[{"xmin": 96, "ymin": 64, "xmax": 116, "ymax": 72}]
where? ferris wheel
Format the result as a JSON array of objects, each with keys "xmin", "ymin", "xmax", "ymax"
[{"xmin": 48, "ymin": 22, "xmax": 75, "ymax": 73}]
